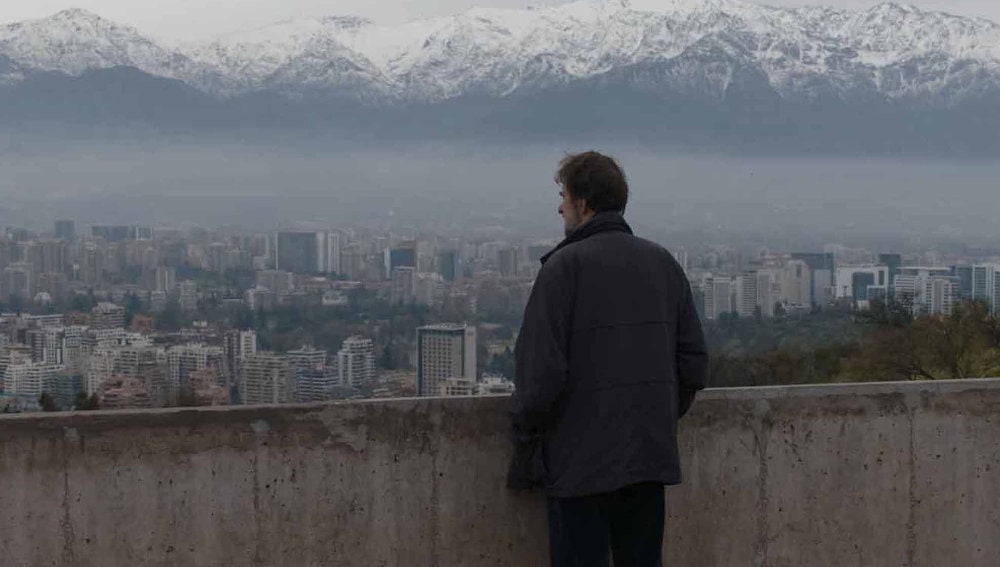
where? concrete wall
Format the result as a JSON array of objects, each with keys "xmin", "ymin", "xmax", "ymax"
[{"xmin": 1, "ymin": 379, "xmax": 999, "ymax": 566}]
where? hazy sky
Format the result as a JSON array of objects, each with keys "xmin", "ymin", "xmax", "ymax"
[{"xmin": 0, "ymin": 0, "xmax": 998, "ymax": 41}]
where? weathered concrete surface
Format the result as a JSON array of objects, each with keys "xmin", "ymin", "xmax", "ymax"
[{"xmin": 1, "ymin": 380, "xmax": 999, "ymax": 566}]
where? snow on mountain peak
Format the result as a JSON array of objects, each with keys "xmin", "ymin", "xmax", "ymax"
[{"xmin": 1, "ymin": 1, "xmax": 998, "ymax": 106}]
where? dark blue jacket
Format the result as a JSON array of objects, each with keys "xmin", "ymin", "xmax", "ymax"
[{"xmin": 508, "ymin": 212, "xmax": 708, "ymax": 498}]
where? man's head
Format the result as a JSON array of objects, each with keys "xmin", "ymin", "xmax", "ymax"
[{"xmin": 554, "ymin": 151, "xmax": 629, "ymax": 237}]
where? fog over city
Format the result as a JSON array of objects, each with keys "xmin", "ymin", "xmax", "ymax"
[{"xmin": 1, "ymin": 137, "xmax": 998, "ymax": 252}]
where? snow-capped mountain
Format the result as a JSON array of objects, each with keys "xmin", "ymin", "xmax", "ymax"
[
  {"xmin": 1, "ymin": 2, "xmax": 999, "ymax": 154},
  {"xmin": 3, "ymin": 1, "xmax": 999, "ymax": 105},
  {"xmin": 0, "ymin": 8, "xmax": 214, "ymax": 85},
  {"xmin": 178, "ymin": 0, "xmax": 1000, "ymax": 104}
]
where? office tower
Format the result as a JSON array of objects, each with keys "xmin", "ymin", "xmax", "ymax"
[
  {"xmin": 178, "ymin": 280, "xmax": 198, "ymax": 312},
  {"xmin": 91, "ymin": 303, "xmax": 125, "ymax": 330},
  {"xmin": 391, "ymin": 266, "xmax": 416, "ymax": 304},
  {"xmin": 499, "ymin": 248, "xmax": 520, "ymax": 278},
  {"xmin": 55, "ymin": 220, "xmax": 76, "ymax": 241},
  {"xmin": 702, "ymin": 277, "xmax": 734, "ymax": 320},
  {"xmin": 438, "ymin": 250, "xmax": 458, "ymax": 282},
  {"xmin": 1, "ymin": 262, "xmax": 34, "ymax": 300},
  {"xmin": 386, "ymin": 241, "xmax": 417, "ymax": 276},
  {"xmin": 288, "ymin": 346, "xmax": 330, "ymax": 402},
  {"xmin": 878, "ymin": 254, "xmax": 902, "ymax": 290},
  {"xmin": 338, "ymin": 336, "xmax": 376, "ymax": 388},
  {"xmin": 240, "ymin": 352, "xmax": 296, "ymax": 405},
  {"xmin": 224, "ymin": 329, "xmax": 257, "ymax": 399},
  {"xmin": 791, "ymin": 253, "xmax": 836, "ymax": 307},
  {"xmin": 734, "ymin": 273, "xmax": 759, "ymax": 318},
  {"xmin": 923, "ymin": 277, "xmax": 958, "ymax": 315},
  {"xmin": 25, "ymin": 240, "xmax": 69, "ymax": 275},
  {"xmin": 416, "ymin": 324, "xmax": 477, "ymax": 397},
  {"xmin": 323, "ymin": 231, "xmax": 342, "ymax": 275},
  {"xmin": 276, "ymin": 231, "xmax": 320, "ymax": 274},
  {"xmin": 894, "ymin": 268, "xmax": 960, "ymax": 316},
  {"xmin": 952, "ymin": 265, "xmax": 974, "ymax": 299},
  {"xmin": 756, "ymin": 271, "xmax": 776, "ymax": 318},
  {"xmin": 971, "ymin": 264, "xmax": 1000, "ymax": 313},
  {"xmin": 778, "ymin": 260, "xmax": 811, "ymax": 307},
  {"xmin": 151, "ymin": 266, "xmax": 176, "ymax": 293}
]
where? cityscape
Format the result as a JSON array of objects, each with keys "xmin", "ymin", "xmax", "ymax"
[{"xmin": 2, "ymin": 219, "xmax": 999, "ymax": 413}]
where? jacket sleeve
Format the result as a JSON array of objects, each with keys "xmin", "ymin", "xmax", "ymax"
[
  {"xmin": 510, "ymin": 257, "xmax": 574, "ymax": 433},
  {"xmin": 677, "ymin": 276, "xmax": 709, "ymax": 418}
]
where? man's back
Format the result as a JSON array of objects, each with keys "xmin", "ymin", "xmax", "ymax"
[
  {"xmin": 513, "ymin": 212, "xmax": 707, "ymax": 498},
  {"xmin": 508, "ymin": 152, "xmax": 708, "ymax": 567}
]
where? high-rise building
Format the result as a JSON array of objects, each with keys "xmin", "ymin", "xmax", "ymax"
[
  {"xmin": 241, "ymin": 352, "xmax": 296, "ymax": 405},
  {"xmin": 149, "ymin": 266, "xmax": 176, "ymax": 293},
  {"xmin": 391, "ymin": 266, "xmax": 416, "ymax": 304},
  {"xmin": 756, "ymin": 271, "xmax": 777, "ymax": 318},
  {"xmin": 438, "ymin": 250, "xmax": 458, "ymax": 282},
  {"xmin": 275, "ymin": 231, "xmax": 329, "ymax": 274},
  {"xmin": 834, "ymin": 266, "xmax": 890, "ymax": 305},
  {"xmin": 779, "ymin": 260, "xmax": 812, "ymax": 308},
  {"xmin": 734, "ymin": 273, "xmax": 759, "ymax": 318},
  {"xmin": 55, "ymin": 220, "xmax": 76, "ymax": 241},
  {"xmin": 499, "ymin": 248, "xmax": 520, "ymax": 278},
  {"xmin": 1, "ymin": 262, "xmax": 33, "ymax": 300},
  {"xmin": 275, "ymin": 231, "xmax": 314, "ymax": 274},
  {"xmin": 178, "ymin": 280, "xmax": 198, "ymax": 312},
  {"xmin": 791, "ymin": 252, "xmax": 836, "ymax": 307},
  {"xmin": 288, "ymin": 346, "xmax": 331, "ymax": 402},
  {"xmin": 893, "ymin": 268, "xmax": 959, "ymax": 315},
  {"xmin": 168, "ymin": 344, "xmax": 224, "ymax": 397},
  {"xmin": 223, "ymin": 329, "xmax": 257, "ymax": 400},
  {"xmin": 953, "ymin": 265, "xmax": 974, "ymax": 299},
  {"xmin": 702, "ymin": 277, "xmax": 733, "ymax": 321},
  {"xmin": 923, "ymin": 277, "xmax": 959, "ymax": 316},
  {"xmin": 879, "ymin": 254, "xmax": 902, "ymax": 292},
  {"xmin": 91, "ymin": 303, "xmax": 125, "ymax": 330},
  {"xmin": 416, "ymin": 324, "xmax": 477, "ymax": 397},
  {"xmin": 2, "ymin": 360, "xmax": 64, "ymax": 400},
  {"xmin": 386, "ymin": 241, "xmax": 417, "ymax": 276},
  {"xmin": 971, "ymin": 264, "xmax": 1000, "ymax": 313},
  {"xmin": 338, "ymin": 336, "xmax": 376, "ymax": 388},
  {"xmin": 323, "ymin": 231, "xmax": 342, "ymax": 275}
]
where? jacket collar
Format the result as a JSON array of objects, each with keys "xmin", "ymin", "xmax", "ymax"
[{"xmin": 540, "ymin": 211, "xmax": 633, "ymax": 265}]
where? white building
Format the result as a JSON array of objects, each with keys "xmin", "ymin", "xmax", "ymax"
[
  {"xmin": 167, "ymin": 344, "xmax": 224, "ymax": 395},
  {"xmin": 241, "ymin": 352, "xmax": 296, "ymax": 405},
  {"xmin": 338, "ymin": 336, "xmax": 376, "ymax": 388},
  {"xmin": 702, "ymin": 277, "xmax": 733, "ymax": 321},
  {"xmin": 416, "ymin": 324, "xmax": 477, "ymax": 397},
  {"xmin": 972, "ymin": 264, "xmax": 1000, "ymax": 313},
  {"xmin": 288, "ymin": 346, "xmax": 331, "ymax": 402},
  {"xmin": 3, "ymin": 360, "xmax": 64, "ymax": 399}
]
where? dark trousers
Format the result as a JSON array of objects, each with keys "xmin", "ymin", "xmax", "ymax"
[{"xmin": 547, "ymin": 482, "xmax": 664, "ymax": 567}]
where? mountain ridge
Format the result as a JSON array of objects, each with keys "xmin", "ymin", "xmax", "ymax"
[{"xmin": 1, "ymin": 2, "xmax": 999, "ymax": 155}]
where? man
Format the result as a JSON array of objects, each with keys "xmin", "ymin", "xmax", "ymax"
[{"xmin": 508, "ymin": 151, "xmax": 709, "ymax": 567}]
